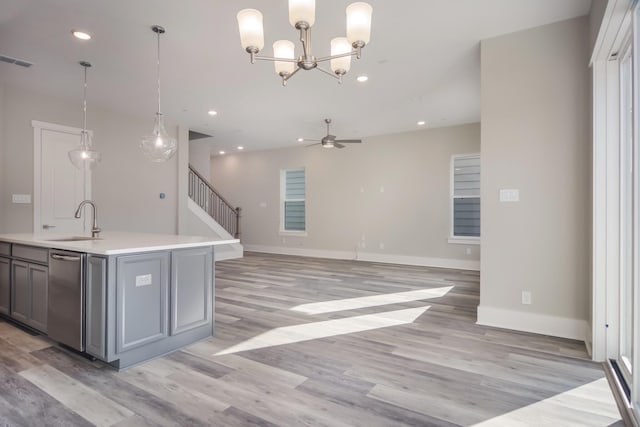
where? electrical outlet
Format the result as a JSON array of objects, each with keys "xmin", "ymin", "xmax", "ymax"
[
  {"xmin": 360, "ymin": 242, "xmax": 366, "ymax": 249},
  {"xmin": 281, "ymin": 237, "xmax": 286, "ymax": 244},
  {"xmin": 379, "ymin": 243, "xmax": 385, "ymax": 250},
  {"xmin": 522, "ymin": 291, "xmax": 532, "ymax": 305}
]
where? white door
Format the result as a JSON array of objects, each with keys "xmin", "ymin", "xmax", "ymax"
[{"xmin": 33, "ymin": 121, "xmax": 91, "ymax": 235}]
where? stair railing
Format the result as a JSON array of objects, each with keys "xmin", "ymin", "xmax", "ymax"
[{"xmin": 188, "ymin": 164, "xmax": 241, "ymax": 238}]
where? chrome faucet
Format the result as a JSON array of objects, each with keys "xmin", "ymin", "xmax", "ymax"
[{"xmin": 74, "ymin": 200, "xmax": 101, "ymax": 238}]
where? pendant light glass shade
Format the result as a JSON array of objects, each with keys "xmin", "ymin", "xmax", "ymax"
[
  {"xmin": 69, "ymin": 61, "xmax": 101, "ymax": 170},
  {"xmin": 140, "ymin": 25, "xmax": 177, "ymax": 162},
  {"xmin": 140, "ymin": 113, "xmax": 177, "ymax": 162}
]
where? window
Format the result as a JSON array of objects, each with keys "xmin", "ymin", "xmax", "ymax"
[
  {"xmin": 450, "ymin": 153, "xmax": 480, "ymax": 241},
  {"xmin": 281, "ymin": 168, "xmax": 306, "ymax": 232}
]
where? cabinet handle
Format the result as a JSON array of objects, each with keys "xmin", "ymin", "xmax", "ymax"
[
  {"xmin": 42, "ymin": 224, "xmax": 56, "ymax": 229},
  {"xmin": 51, "ymin": 254, "xmax": 81, "ymax": 261}
]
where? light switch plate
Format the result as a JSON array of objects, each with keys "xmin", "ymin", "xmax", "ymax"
[
  {"xmin": 12, "ymin": 194, "xmax": 31, "ymax": 204},
  {"xmin": 500, "ymin": 189, "xmax": 519, "ymax": 202}
]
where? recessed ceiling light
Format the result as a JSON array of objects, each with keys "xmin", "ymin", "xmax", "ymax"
[
  {"xmin": 72, "ymin": 30, "xmax": 91, "ymax": 40},
  {"xmin": 297, "ymin": 137, "xmax": 304, "ymax": 142},
  {"xmin": 237, "ymin": 146, "xmax": 244, "ymax": 150},
  {"xmin": 219, "ymin": 150, "xmax": 225, "ymax": 155},
  {"xmin": 208, "ymin": 110, "xmax": 218, "ymax": 116},
  {"xmin": 356, "ymin": 75, "xmax": 369, "ymax": 82},
  {"xmin": 417, "ymin": 121, "xmax": 426, "ymax": 126}
]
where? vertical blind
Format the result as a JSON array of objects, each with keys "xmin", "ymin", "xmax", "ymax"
[
  {"xmin": 284, "ymin": 169, "xmax": 305, "ymax": 231},
  {"xmin": 453, "ymin": 155, "xmax": 480, "ymax": 237}
]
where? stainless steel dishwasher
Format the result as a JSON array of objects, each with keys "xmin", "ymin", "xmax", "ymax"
[{"xmin": 48, "ymin": 250, "xmax": 86, "ymax": 351}]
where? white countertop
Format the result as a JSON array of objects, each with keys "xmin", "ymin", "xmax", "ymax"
[{"xmin": 0, "ymin": 232, "xmax": 239, "ymax": 255}]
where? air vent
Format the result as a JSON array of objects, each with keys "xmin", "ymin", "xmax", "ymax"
[
  {"xmin": 189, "ymin": 130, "xmax": 213, "ymax": 141},
  {"xmin": 0, "ymin": 54, "xmax": 33, "ymax": 68}
]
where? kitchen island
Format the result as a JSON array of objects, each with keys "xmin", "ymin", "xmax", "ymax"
[{"xmin": 0, "ymin": 232, "xmax": 238, "ymax": 369}]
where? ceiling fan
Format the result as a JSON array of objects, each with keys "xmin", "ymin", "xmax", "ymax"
[{"xmin": 305, "ymin": 119, "xmax": 362, "ymax": 149}]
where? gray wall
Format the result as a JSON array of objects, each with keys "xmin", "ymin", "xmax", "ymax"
[
  {"xmin": 0, "ymin": 84, "xmax": 179, "ymax": 234},
  {"xmin": 211, "ymin": 123, "xmax": 480, "ymax": 267},
  {"xmin": 479, "ymin": 17, "xmax": 590, "ymax": 335},
  {"xmin": 589, "ymin": 0, "xmax": 608, "ymax": 52}
]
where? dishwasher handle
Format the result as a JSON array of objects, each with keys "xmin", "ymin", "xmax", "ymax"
[{"xmin": 51, "ymin": 253, "xmax": 82, "ymax": 262}]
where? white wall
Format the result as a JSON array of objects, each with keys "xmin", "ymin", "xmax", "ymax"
[
  {"xmin": 0, "ymin": 84, "xmax": 179, "ymax": 234},
  {"xmin": 189, "ymin": 137, "xmax": 213, "ymax": 179},
  {"xmin": 479, "ymin": 17, "xmax": 590, "ymax": 340},
  {"xmin": 211, "ymin": 123, "xmax": 480, "ymax": 269}
]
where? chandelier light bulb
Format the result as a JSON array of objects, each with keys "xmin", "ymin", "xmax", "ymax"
[
  {"xmin": 273, "ymin": 40, "xmax": 296, "ymax": 75},
  {"xmin": 237, "ymin": 9, "xmax": 265, "ymax": 52},
  {"xmin": 288, "ymin": 0, "xmax": 315, "ymax": 28},
  {"xmin": 330, "ymin": 37, "xmax": 352, "ymax": 75},
  {"xmin": 346, "ymin": 2, "xmax": 373, "ymax": 46}
]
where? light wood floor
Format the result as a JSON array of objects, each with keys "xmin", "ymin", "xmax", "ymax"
[{"xmin": 0, "ymin": 252, "xmax": 624, "ymax": 426}]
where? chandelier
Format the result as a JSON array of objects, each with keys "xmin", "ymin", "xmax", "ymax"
[{"xmin": 237, "ymin": 1, "xmax": 372, "ymax": 86}]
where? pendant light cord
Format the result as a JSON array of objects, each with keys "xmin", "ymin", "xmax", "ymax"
[
  {"xmin": 83, "ymin": 65, "xmax": 88, "ymax": 134},
  {"xmin": 156, "ymin": 30, "xmax": 162, "ymax": 115}
]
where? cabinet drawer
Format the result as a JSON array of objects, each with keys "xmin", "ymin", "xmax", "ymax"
[
  {"xmin": 0, "ymin": 242, "xmax": 10, "ymax": 256},
  {"xmin": 12, "ymin": 245, "xmax": 48, "ymax": 264}
]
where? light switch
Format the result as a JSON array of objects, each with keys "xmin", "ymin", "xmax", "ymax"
[
  {"xmin": 12, "ymin": 194, "xmax": 31, "ymax": 204},
  {"xmin": 500, "ymin": 189, "xmax": 519, "ymax": 202}
]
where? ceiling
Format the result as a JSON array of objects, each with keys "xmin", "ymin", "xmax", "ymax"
[{"xmin": 0, "ymin": 0, "xmax": 591, "ymax": 154}]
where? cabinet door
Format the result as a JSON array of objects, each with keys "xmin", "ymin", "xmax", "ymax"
[
  {"xmin": 116, "ymin": 252, "xmax": 169, "ymax": 353},
  {"xmin": 170, "ymin": 247, "xmax": 212, "ymax": 336},
  {"xmin": 11, "ymin": 260, "xmax": 30, "ymax": 323},
  {"xmin": 86, "ymin": 256, "xmax": 107, "ymax": 359},
  {"xmin": 29, "ymin": 264, "xmax": 48, "ymax": 333},
  {"xmin": 0, "ymin": 257, "xmax": 10, "ymax": 315}
]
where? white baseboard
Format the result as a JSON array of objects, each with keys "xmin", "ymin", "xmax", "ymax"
[
  {"xmin": 356, "ymin": 252, "xmax": 480, "ymax": 271},
  {"xmin": 584, "ymin": 323, "xmax": 593, "ymax": 358},
  {"xmin": 243, "ymin": 244, "xmax": 355, "ymax": 260},
  {"xmin": 242, "ymin": 245, "xmax": 480, "ymax": 271},
  {"xmin": 477, "ymin": 305, "xmax": 589, "ymax": 342}
]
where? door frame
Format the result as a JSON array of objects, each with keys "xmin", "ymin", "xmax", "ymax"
[{"xmin": 32, "ymin": 120, "xmax": 92, "ymax": 233}]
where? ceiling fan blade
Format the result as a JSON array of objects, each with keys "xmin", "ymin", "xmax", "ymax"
[
  {"xmin": 306, "ymin": 142, "xmax": 322, "ymax": 147},
  {"xmin": 334, "ymin": 143, "xmax": 345, "ymax": 149},
  {"xmin": 327, "ymin": 135, "xmax": 337, "ymax": 140},
  {"xmin": 303, "ymin": 139, "xmax": 321, "ymax": 142},
  {"xmin": 335, "ymin": 139, "xmax": 362, "ymax": 144}
]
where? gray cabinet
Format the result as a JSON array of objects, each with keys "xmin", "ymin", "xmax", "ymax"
[
  {"xmin": 11, "ymin": 260, "xmax": 30, "ymax": 324},
  {"xmin": 11, "ymin": 260, "xmax": 48, "ymax": 333},
  {"xmin": 0, "ymin": 257, "xmax": 10, "ymax": 315},
  {"xmin": 56, "ymin": 245, "xmax": 216, "ymax": 369},
  {"xmin": 86, "ymin": 255, "xmax": 107, "ymax": 359},
  {"xmin": 116, "ymin": 252, "xmax": 169, "ymax": 354},
  {"xmin": 170, "ymin": 247, "xmax": 212, "ymax": 336}
]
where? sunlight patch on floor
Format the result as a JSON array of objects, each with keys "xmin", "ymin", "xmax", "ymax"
[
  {"xmin": 215, "ymin": 306, "xmax": 430, "ymax": 356},
  {"xmin": 471, "ymin": 377, "xmax": 622, "ymax": 427},
  {"xmin": 290, "ymin": 286, "xmax": 454, "ymax": 314}
]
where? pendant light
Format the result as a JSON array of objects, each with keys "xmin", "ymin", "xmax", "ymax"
[
  {"xmin": 69, "ymin": 61, "xmax": 101, "ymax": 170},
  {"xmin": 140, "ymin": 25, "xmax": 177, "ymax": 162}
]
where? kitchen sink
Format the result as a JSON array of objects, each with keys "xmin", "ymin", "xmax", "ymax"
[{"xmin": 44, "ymin": 236, "xmax": 102, "ymax": 242}]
